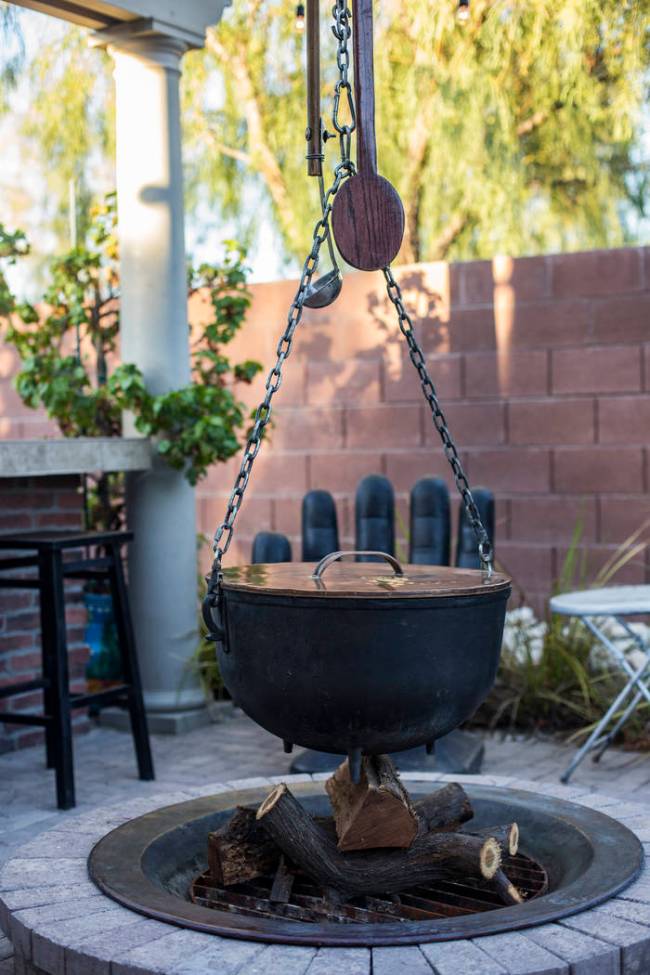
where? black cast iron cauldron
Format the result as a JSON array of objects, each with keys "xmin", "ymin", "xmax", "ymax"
[{"xmin": 211, "ymin": 551, "xmax": 510, "ymax": 777}]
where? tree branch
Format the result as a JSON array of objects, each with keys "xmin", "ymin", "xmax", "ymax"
[
  {"xmin": 430, "ymin": 211, "xmax": 470, "ymax": 260},
  {"xmin": 516, "ymin": 109, "xmax": 548, "ymax": 138},
  {"xmin": 209, "ymin": 33, "xmax": 302, "ymax": 250},
  {"xmin": 204, "ymin": 129, "xmax": 252, "ymax": 166}
]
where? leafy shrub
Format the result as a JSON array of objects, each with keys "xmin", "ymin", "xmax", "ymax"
[{"xmin": 0, "ymin": 195, "xmax": 262, "ymax": 529}]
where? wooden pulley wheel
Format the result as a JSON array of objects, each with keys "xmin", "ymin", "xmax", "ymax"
[{"xmin": 331, "ymin": 0, "xmax": 405, "ymax": 271}]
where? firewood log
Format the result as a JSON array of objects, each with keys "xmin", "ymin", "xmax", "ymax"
[
  {"xmin": 492, "ymin": 868, "xmax": 524, "ymax": 905},
  {"xmin": 208, "ymin": 806, "xmax": 279, "ymax": 886},
  {"xmin": 256, "ymin": 783, "xmax": 501, "ymax": 898},
  {"xmin": 413, "ymin": 782, "xmax": 474, "ymax": 832},
  {"xmin": 326, "ymin": 755, "xmax": 418, "ymax": 851},
  {"xmin": 269, "ymin": 856, "xmax": 294, "ymax": 904}
]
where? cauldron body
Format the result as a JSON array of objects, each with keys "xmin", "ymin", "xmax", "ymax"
[{"xmin": 216, "ymin": 565, "xmax": 509, "ymax": 755}]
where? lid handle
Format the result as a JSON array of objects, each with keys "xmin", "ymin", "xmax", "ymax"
[{"xmin": 311, "ymin": 550, "xmax": 404, "ymax": 582}]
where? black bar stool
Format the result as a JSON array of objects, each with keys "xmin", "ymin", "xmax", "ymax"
[{"xmin": 0, "ymin": 530, "xmax": 155, "ymax": 810}]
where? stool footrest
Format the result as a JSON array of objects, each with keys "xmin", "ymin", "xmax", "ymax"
[
  {"xmin": 0, "ymin": 578, "xmax": 40, "ymax": 589},
  {"xmin": 0, "ymin": 712, "xmax": 50, "ymax": 726},
  {"xmin": 70, "ymin": 684, "xmax": 131, "ymax": 709},
  {"xmin": 0, "ymin": 678, "xmax": 49, "ymax": 700},
  {"xmin": 0, "ymin": 556, "xmax": 39, "ymax": 571},
  {"xmin": 63, "ymin": 558, "xmax": 113, "ymax": 577}
]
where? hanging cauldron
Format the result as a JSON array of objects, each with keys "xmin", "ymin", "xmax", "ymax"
[
  {"xmin": 203, "ymin": 0, "xmax": 511, "ymax": 783},
  {"xmin": 208, "ymin": 553, "xmax": 510, "ymax": 778}
]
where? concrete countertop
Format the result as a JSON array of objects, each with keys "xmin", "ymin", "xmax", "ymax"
[{"xmin": 0, "ymin": 438, "xmax": 153, "ymax": 478}]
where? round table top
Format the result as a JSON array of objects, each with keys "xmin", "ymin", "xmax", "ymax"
[
  {"xmin": 550, "ymin": 585, "xmax": 650, "ymax": 617},
  {"xmin": 221, "ymin": 560, "xmax": 511, "ymax": 599}
]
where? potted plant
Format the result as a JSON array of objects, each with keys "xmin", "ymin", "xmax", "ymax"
[{"xmin": 0, "ymin": 195, "xmax": 262, "ymax": 691}]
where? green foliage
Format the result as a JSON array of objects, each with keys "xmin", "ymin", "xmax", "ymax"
[
  {"xmin": 7, "ymin": 1, "xmax": 649, "ymax": 264},
  {"xmin": 472, "ymin": 519, "xmax": 650, "ymax": 746},
  {"xmin": 21, "ymin": 26, "xmax": 114, "ymax": 242},
  {"xmin": 1, "ymin": 198, "xmax": 262, "ymax": 527},
  {"xmin": 0, "ymin": 223, "xmax": 28, "ymax": 316},
  {"xmin": 0, "ymin": 3, "xmax": 24, "ymax": 112}
]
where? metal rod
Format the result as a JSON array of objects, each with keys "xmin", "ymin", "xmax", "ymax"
[{"xmin": 306, "ymin": 0, "xmax": 323, "ymax": 175}]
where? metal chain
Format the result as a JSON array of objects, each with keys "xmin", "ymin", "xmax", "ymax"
[
  {"xmin": 383, "ymin": 265, "xmax": 494, "ymax": 573},
  {"xmin": 205, "ymin": 3, "xmax": 357, "ymax": 606},
  {"xmin": 331, "ymin": 0, "xmax": 356, "ymax": 164},
  {"xmin": 207, "ymin": 163, "xmax": 352, "ymax": 583}
]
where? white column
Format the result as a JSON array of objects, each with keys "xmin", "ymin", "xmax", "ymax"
[{"xmin": 106, "ymin": 29, "xmax": 204, "ymax": 716}]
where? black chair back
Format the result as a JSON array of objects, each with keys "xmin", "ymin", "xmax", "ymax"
[
  {"xmin": 251, "ymin": 531, "xmax": 292, "ymax": 564},
  {"xmin": 409, "ymin": 477, "xmax": 451, "ymax": 565},
  {"xmin": 355, "ymin": 474, "xmax": 395, "ymax": 562},
  {"xmin": 302, "ymin": 490, "xmax": 339, "ymax": 561}
]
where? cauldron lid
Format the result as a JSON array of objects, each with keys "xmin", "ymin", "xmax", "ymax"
[{"xmin": 220, "ymin": 560, "xmax": 510, "ymax": 599}]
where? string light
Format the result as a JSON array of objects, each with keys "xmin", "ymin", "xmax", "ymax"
[
  {"xmin": 456, "ymin": 0, "xmax": 470, "ymax": 22},
  {"xmin": 295, "ymin": 3, "xmax": 305, "ymax": 32}
]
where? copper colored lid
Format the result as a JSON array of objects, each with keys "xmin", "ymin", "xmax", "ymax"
[{"xmin": 221, "ymin": 556, "xmax": 510, "ymax": 599}]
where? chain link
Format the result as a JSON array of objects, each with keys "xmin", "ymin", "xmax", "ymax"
[
  {"xmin": 382, "ymin": 266, "xmax": 494, "ymax": 573},
  {"xmin": 331, "ymin": 0, "xmax": 356, "ymax": 164}
]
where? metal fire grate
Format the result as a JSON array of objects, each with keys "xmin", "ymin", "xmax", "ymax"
[{"xmin": 190, "ymin": 853, "xmax": 548, "ymax": 925}]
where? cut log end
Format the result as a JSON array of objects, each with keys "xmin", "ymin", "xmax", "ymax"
[
  {"xmin": 509, "ymin": 822, "xmax": 520, "ymax": 857},
  {"xmin": 256, "ymin": 783, "xmax": 286, "ymax": 820},
  {"xmin": 468, "ymin": 822, "xmax": 519, "ymax": 859},
  {"xmin": 479, "ymin": 837, "xmax": 501, "ymax": 880}
]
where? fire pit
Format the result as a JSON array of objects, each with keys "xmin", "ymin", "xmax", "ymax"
[
  {"xmin": 2, "ymin": 774, "xmax": 650, "ymax": 975},
  {"xmin": 87, "ymin": 778, "xmax": 642, "ymax": 947}
]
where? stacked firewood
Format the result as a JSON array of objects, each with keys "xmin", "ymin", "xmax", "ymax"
[{"xmin": 207, "ymin": 756, "xmax": 523, "ymax": 907}]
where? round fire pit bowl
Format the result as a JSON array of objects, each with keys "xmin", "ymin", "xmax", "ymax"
[{"xmin": 87, "ymin": 779, "xmax": 643, "ymax": 948}]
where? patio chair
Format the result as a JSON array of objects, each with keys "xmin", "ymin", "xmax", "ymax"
[
  {"xmin": 251, "ymin": 531, "xmax": 292, "ymax": 563},
  {"xmin": 355, "ymin": 474, "xmax": 394, "ymax": 562},
  {"xmin": 0, "ymin": 529, "xmax": 154, "ymax": 810},
  {"xmin": 302, "ymin": 489, "xmax": 339, "ymax": 561},
  {"xmin": 409, "ymin": 477, "xmax": 451, "ymax": 565},
  {"xmin": 549, "ymin": 585, "xmax": 650, "ymax": 783}
]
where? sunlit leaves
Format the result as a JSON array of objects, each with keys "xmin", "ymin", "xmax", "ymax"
[{"xmin": 1, "ymin": 205, "xmax": 262, "ymax": 516}]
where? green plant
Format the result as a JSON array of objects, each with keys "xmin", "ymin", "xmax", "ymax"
[
  {"xmin": 471, "ymin": 519, "xmax": 650, "ymax": 746},
  {"xmin": 11, "ymin": 2, "xmax": 650, "ymax": 263},
  {"xmin": 0, "ymin": 196, "xmax": 263, "ymax": 532}
]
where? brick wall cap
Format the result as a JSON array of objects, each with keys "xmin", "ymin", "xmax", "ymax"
[{"xmin": 0, "ymin": 439, "xmax": 152, "ymax": 478}]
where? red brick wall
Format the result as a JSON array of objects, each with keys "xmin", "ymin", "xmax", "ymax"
[
  {"xmin": 1, "ymin": 246, "xmax": 648, "ymax": 622},
  {"xmin": 0, "ymin": 477, "xmax": 88, "ymax": 752},
  {"xmin": 195, "ymin": 247, "xmax": 650, "ymax": 612}
]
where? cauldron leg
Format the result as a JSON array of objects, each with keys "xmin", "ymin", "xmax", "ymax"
[
  {"xmin": 348, "ymin": 747, "xmax": 362, "ymax": 784},
  {"xmin": 426, "ymin": 740, "xmax": 435, "ymax": 755},
  {"xmin": 283, "ymin": 741, "xmax": 294, "ymax": 754}
]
